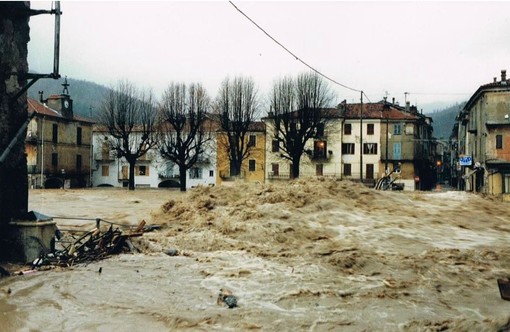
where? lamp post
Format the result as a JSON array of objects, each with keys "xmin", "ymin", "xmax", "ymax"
[
  {"xmin": 383, "ymin": 99, "xmax": 390, "ymax": 174},
  {"xmin": 360, "ymin": 91, "xmax": 363, "ymax": 182}
]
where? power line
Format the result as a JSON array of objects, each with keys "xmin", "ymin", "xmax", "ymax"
[{"xmin": 229, "ymin": 1, "xmax": 362, "ymax": 93}]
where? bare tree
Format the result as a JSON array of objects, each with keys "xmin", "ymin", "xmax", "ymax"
[
  {"xmin": 157, "ymin": 83, "xmax": 211, "ymax": 192},
  {"xmin": 98, "ymin": 81, "xmax": 158, "ymax": 190},
  {"xmin": 215, "ymin": 76, "xmax": 259, "ymax": 177},
  {"xmin": 268, "ymin": 72, "xmax": 335, "ymax": 179}
]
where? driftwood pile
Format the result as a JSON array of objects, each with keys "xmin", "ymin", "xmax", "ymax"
[{"xmin": 40, "ymin": 220, "xmax": 148, "ymax": 267}]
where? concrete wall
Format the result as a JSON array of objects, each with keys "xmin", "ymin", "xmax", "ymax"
[{"xmin": 0, "ymin": 3, "xmax": 30, "ymax": 224}]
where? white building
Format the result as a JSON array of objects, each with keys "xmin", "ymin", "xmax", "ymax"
[{"xmin": 91, "ymin": 129, "xmax": 217, "ymax": 189}]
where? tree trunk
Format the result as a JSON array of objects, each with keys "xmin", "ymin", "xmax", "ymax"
[
  {"xmin": 291, "ymin": 155, "xmax": 301, "ymax": 179},
  {"xmin": 230, "ymin": 159, "xmax": 241, "ymax": 177},
  {"xmin": 179, "ymin": 164, "xmax": 187, "ymax": 192},
  {"xmin": 128, "ymin": 160, "xmax": 136, "ymax": 190}
]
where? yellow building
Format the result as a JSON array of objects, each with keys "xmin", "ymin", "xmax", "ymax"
[
  {"xmin": 26, "ymin": 94, "xmax": 94, "ymax": 188},
  {"xmin": 216, "ymin": 122, "xmax": 266, "ymax": 185}
]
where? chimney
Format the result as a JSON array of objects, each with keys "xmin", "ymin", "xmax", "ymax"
[
  {"xmin": 494, "ymin": 77, "xmax": 497, "ymax": 83},
  {"xmin": 392, "ymin": 97, "xmax": 395, "ymax": 105},
  {"xmin": 405, "ymin": 101, "xmax": 410, "ymax": 112},
  {"xmin": 502, "ymin": 70, "xmax": 507, "ymax": 82}
]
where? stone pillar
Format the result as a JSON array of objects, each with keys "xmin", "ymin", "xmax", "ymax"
[{"xmin": 0, "ymin": 3, "xmax": 30, "ymax": 228}]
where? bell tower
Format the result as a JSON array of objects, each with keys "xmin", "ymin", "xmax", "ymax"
[{"xmin": 46, "ymin": 77, "xmax": 73, "ymax": 118}]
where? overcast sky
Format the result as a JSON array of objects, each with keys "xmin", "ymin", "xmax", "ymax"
[{"xmin": 28, "ymin": 1, "xmax": 510, "ymax": 113}]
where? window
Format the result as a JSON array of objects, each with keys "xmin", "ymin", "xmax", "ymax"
[
  {"xmin": 101, "ymin": 142, "xmax": 110, "ymax": 159},
  {"xmin": 343, "ymin": 163, "xmax": 352, "ymax": 176},
  {"xmin": 102, "ymin": 165, "xmax": 109, "ymax": 176},
  {"xmin": 248, "ymin": 135, "xmax": 256, "ymax": 147},
  {"xmin": 51, "ymin": 153, "xmax": 58, "ymax": 166},
  {"xmin": 77, "ymin": 127, "xmax": 82, "ymax": 145},
  {"xmin": 76, "ymin": 155, "xmax": 82, "ymax": 169},
  {"xmin": 505, "ymin": 175, "xmax": 510, "ymax": 193},
  {"xmin": 366, "ymin": 164, "xmax": 374, "ymax": 179},
  {"xmin": 316, "ymin": 123, "xmax": 325, "ymax": 137},
  {"xmin": 314, "ymin": 140, "xmax": 327, "ymax": 159},
  {"xmin": 393, "ymin": 123, "xmax": 402, "ymax": 135},
  {"xmin": 344, "ymin": 123, "xmax": 352, "ymax": 135},
  {"xmin": 249, "ymin": 159, "xmax": 256, "ymax": 172},
  {"xmin": 393, "ymin": 142, "xmax": 402, "ymax": 159},
  {"xmin": 136, "ymin": 165, "xmax": 148, "ymax": 176},
  {"xmin": 497, "ymin": 134, "xmax": 503, "ymax": 149},
  {"xmin": 121, "ymin": 166, "xmax": 128, "ymax": 180},
  {"xmin": 52, "ymin": 124, "xmax": 58, "ymax": 143},
  {"xmin": 271, "ymin": 163, "xmax": 279, "ymax": 176},
  {"xmin": 363, "ymin": 143, "xmax": 378, "ymax": 154},
  {"xmin": 190, "ymin": 167, "xmax": 202, "ymax": 179},
  {"xmin": 209, "ymin": 170, "xmax": 214, "ymax": 177},
  {"xmin": 272, "ymin": 139, "xmax": 280, "ymax": 152},
  {"xmin": 342, "ymin": 143, "xmax": 355, "ymax": 154},
  {"xmin": 316, "ymin": 164, "xmax": 323, "ymax": 176},
  {"xmin": 367, "ymin": 123, "xmax": 374, "ymax": 135}
]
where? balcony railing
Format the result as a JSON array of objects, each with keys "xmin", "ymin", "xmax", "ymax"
[
  {"xmin": 158, "ymin": 172, "xmax": 179, "ymax": 179},
  {"xmin": 94, "ymin": 151, "xmax": 116, "ymax": 161},
  {"xmin": 267, "ymin": 172, "xmax": 290, "ymax": 180}
]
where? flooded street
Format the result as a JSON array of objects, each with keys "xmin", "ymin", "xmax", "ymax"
[{"xmin": 2, "ymin": 180, "xmax": 510, "ymax": 331}]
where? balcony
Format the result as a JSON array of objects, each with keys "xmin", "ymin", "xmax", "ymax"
[
  {"xmin": 95, "ymin": 151, "xmax": 116, "ymax": 162},
  {"xmin": 26, "ymin": 131, "xmax": 38, "ymax": 145},
  {"xmin": 267, "ymin": 172, "xmax": 290, "ymax": 180},
  {"xmin": 158, "ymin": 172, "xmax": 179, "ymax": 180}
]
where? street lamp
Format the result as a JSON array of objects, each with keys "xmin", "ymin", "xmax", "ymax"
[{"xmin": 383, "ymin": 100, "xmax": 390, "ymax": 174}]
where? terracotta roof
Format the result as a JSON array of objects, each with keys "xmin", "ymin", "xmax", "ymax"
[
  {"xmin": 27, "ymin": 98, "xmax": 94, "ymax": 123},
  {"xmin": 343, "ymin": 103, "xmax": 421, "ymax": 121}
]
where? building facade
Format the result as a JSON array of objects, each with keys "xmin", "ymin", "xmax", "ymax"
[
  {"xmin": 455, "ymin": 70, "xmax": 510, "ymax": 195},
  {"xmin": 26, "ymin": 92, "xmax": 94, "ymax": 188},
  {"xmin": 216, "ymin": 122, "xmax": 266, "ymax": 185},
  {"xmin": 92, "ymin": 127, "xmax": 217, "ymax": 189}
]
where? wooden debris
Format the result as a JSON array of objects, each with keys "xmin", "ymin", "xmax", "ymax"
[{"xmin": 45, "ymin": 221, "xmax": 147, "ymax": 267}]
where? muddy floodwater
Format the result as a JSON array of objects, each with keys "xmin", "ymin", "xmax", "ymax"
[{"xmin": 2, "ymin": 179, "xmax": 510, "ymax": 331}]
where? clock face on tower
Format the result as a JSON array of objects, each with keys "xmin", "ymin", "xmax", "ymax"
[{"xmin": 64, "ymin": 100, "xmax": 69, "ymax": 108}]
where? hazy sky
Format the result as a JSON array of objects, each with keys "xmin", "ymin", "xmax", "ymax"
[{"xmin": 28, "ymin": 1, "xmax": 510, "ymax": 112}]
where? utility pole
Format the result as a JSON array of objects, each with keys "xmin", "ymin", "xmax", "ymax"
[
  {"xmin": 383, "ymin": 97, "xmax": 389, "ymax": 173},
  {"xmin": 360, "ymin": 91, "xmax": 363, "ymax": 182}
]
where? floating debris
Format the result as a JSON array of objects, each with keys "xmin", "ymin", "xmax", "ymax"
[{"xmin": 217, "ymin": 288, "xmax": 238, "ymax": 309}]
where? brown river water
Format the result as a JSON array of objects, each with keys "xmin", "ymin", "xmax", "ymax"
[{"xmin": 2, "ymin": 179, "xmax": 510, "ymax": 331}]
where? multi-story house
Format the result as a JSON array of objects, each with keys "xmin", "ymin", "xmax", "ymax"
[
  {"xmin": 342, "ymin": 101, "xmax": 435, "ymax": 190},
  {"xmin": 26, "ymin": 88, "xmax": 94, "ymax": 188},
  {"xmin": 456, "ymin": 70, "xmax": 510, "ymax": 195},
  {"xmin": 263, "ymin": 101, "xmax": 435, "ymax": 190},
  {"xmin": 92, "ymin": 126, "xmax": 217, "ymax": 189},
  {"xmin": 263, "ymin": 109, "xmax": 343, "ymax": 181},
  {"xmin": 216, "ymin": 122, "xmax": 266, "ymax": 185}
]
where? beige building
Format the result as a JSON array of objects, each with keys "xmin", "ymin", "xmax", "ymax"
[
  {"xmin": 342, "ymin": 101, "xmax": 435, "ymax": 190},
  {"xmin": 26, "ymin": 91, "xmax": 94, "ymax": 188},
  {"xmin": 262, "ymin": 102, "xmax": 436, "ymax": 190},
  {"xmin": 457, "ymin": 70, "xmax": 510, "ymax": 195}
]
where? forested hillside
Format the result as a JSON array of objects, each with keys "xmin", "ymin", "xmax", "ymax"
[
  {"xmin": 428, "ymin": 102, "xmax": 466, "ymax": 139},
  {"xmin": 27, "ymin": 77, "xmax": 109, "ymax": 119}
]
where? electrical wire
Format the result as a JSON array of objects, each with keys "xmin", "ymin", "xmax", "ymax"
[
  {"xmin": 229, "ymin": 1, "xmax": 362, "ymax": 93},
  {"xmin": 229, "ymin": 2, "xmax": 468, "ymax": 105}
]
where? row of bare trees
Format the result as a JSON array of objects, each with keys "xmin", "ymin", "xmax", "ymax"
[{"xmin": 97, "ymin": 72, "xmax": 335, "ymax": 191}]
